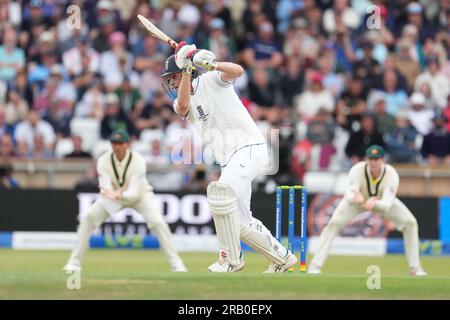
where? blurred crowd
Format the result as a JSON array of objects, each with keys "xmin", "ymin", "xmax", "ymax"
[{"xmin": 0, "ymin": 0, "xmax": 449, "ymax": 188}]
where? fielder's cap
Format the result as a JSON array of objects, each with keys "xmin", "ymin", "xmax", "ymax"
[
  {"xmin": 110, "ymin": 129, "xmax": 129, "ymax": 143},
  {"xmin": 366, "ymin": 145, "xmax": 386, "ymax": 159},
  {"xmin": 105, "ymin": 93, "xmax": 119, "ymax": 105},
  {"xmin": 410, "ymin": 91, "xmax": 426, "ymax": 105},
  {"xmin": 407, "ymin": 2, "xmax": 423, "ymax": 14}
]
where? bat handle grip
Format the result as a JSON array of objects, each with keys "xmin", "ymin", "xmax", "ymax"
[{"xmin": 168, "ymin": 39, "xmax": 178, "ymax": 49}]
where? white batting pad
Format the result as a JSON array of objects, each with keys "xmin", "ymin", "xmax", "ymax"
[
  {"xmin": 207, "ymin": 182, "xmax": 242, "ymax": 264},
  {"xmin": 241, "ymin": 218, "xmax": 288, "ymax": 265}
]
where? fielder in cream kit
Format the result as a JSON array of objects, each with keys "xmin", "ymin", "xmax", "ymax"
[
  {"xmin": 161, "ymin": 42, "xmax": 296, "ymax": 272},
  {"xmin": 64, "ymin": 129, "xmax": 187, "ymax": 272},
  {"xmin": 308, "ymin": 145, "xmax": 427, "ymax": 276}
]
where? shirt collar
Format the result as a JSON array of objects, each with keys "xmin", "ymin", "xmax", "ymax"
[{"xmin": 113, "ymin": 149, "xmax": 131, "ymax": 166}]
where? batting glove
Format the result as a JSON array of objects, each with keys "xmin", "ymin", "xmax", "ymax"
[
  {"xmin": 191, "ymin": 49, "xmax": 217, "ymax": 71},
  {"xmin": 175, "ymin": 41, "xmax": 197, "ymax": 69}
]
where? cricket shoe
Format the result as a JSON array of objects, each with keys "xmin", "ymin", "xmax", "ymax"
[
  {"xmin": 63, "ymin": 263, "xmax": 82, "ymax": 272},
  {"xmin": 409, "ymin": 267, "xmax": 427, "ymax": 277},
  {"xmin": 263, "ymin": 250, "xmax": 297, "ymax": 273},
  {"xmin": 306, "ymin": 263, "xmax": 322, "ymax": 274},
  {"xmin": 207, "ymin": 250, "xmax": 245, "ymax": 272},
  {"xmin": 171, "ymin": 262, "xmax": 188, "ymax": 272}
]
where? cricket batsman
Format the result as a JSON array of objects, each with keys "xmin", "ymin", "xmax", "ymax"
[
  {"xmin": 63, "ymin": 129, "xmax": 187, "ymax": 272},
  {"xmin": 307, "ymin": 145, "xmax": 427, "ymax": 276},
  {"xmin": 160, "ymin": 42, "xmax": 296, "ymax": 272}
]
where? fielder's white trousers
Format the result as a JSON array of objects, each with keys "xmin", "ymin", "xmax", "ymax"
[
  {"xmin": 311, "ymin": 198, "xmax": 422, "ymax": 269},
  {"xmin": 67, "ymin": 192, "xmax": 184, "ymax": 269}
]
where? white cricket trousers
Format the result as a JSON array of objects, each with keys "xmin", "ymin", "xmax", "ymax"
[
  {"xmin": 218, "ymin": 143, "xmax": 289, "ymax": 263},
  {"xmin": 67, "ymin": 192, "xmax": 183, "ymax": 268},
  {"xmin": 311, "ymin": 198, "xmax": 422, "ymax": 269}
]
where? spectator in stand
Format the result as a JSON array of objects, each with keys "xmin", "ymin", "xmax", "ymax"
[
  {"xmin": 0, "ymin": 133, "xmax": 16, "ymax": 157},
  {"xmin": 136, "ymin": 91, "xmax": 174, "ymax": 133},
  {"xmin": 322, "ymin": 0, "xmax": 360, "ymax": 35},
  {"xmin": 405, "ymin": 2, "xmax": 436, "ymax": 44},
  {"xmin": 384, "ymin": 111, "xmax": 419, "ymax": 163},
  {"xmin": 278, "ymin": 56, "xmax": 305, "ymax": 108},
  {"xmin": 63, "ymin": 34, "xmax": 100, "ymax": 80},
  {"xmin": 393, "ymin": 38, "xmax": 421, "ymax": 93},
  {"xmin": 33, "ymin": 77, "xmax": 69, "ymax": 114},
  {"xmin": 375, "ymin": 70, "xmax": 408, "ymax": 117},
  {"xmin": 318, "ymin": 52, "xmax": 345, "ymax": 99},
  {"xmin": 92, "ymin": 5, "xmax": 117, "ymax": 53},
  {"xmin": 0, "ymin": 107, "xmax": 16, "ymax": 139},
  {"xmin": 100, "ymin": 93, "xmax": 135, "ymax": 139},
  {"xmin": 336, "ymin": 75, "xmax": 366, "ymax": 131},
  {"xmin": 248, "ymin": 67, "xmax": 279, "ymax": 123},
  {"xmin": 296, "ymin": 71, "xmax": 334, "ymax": 121},
  {"xmin": 0, "ymin": 24, "xmax": 25, "ymax": 83},
  {"xmin": 367, "ymin": 92, "xmax": 396, "ymax": 135},
  {"xmin": 74, "ymin": 76, "xmax": 105, "ymax": 119},
  {"xmin": 379, "ymin": 54, "xmax": 408, "ymax": 93},
  {"xmin": 421, "ymin": 111, "xmax": 450, "ymax": 165},
  {"xmin": 352, "ymin": 40, "xmax": 382, "ymax": 95},
  {"xmin": 418, "ymin": 81, "xmax": 440, "ymax": 110},
  {"xmin": 100, "ymin": 31, "xmax": 134, "ymax": 90},
  {"xmin": 2, "ymin": 89, "xmax": 29, "ymax": 127},
  {"xmin": 64, "ymin": 136, "xmax": 92, "ymax": 159},
  {"xmin": 414, "ymin": 55, "xmax": 450, "ymax": 109},
  {"xmin": 41, "ymin": 96, "xmax": 72, "ymax": 138},
  {"xmin": 14, "ymin": 110, "xmax": 55, "ymax": 156},
  {"xmin": 306, "ymin": 108, "xmax": 336, "ymax": 169},
  {"xmin": 201, "ymin": 18, "xmax": 237, "ymax": 62},
  {"xmin": 19, "ymin": 0, "xmax": 53, "ymax": 51},
  {"xmin": 345, "ymin": 112, "xmax": 384, "ymax": 164},
  {"xmin": 407, "ymin": 92, "xmax": 435, "ymax": 136},
  {"xmin": 24, "ymin": 133, "xmax": 53, "ymax": 159},
  {"xmin": 115, "ymin": 76, "xmax": 145, "ymax": 121},
  {"xmin": 242, "ymin": 0, "xmax": 274, "ymax": 37},
  {"xmin": 132, "ymin": 36, "xmax": 161, "ymax": 73},
  {"xmin": 242, "ymin": 21, "xmax": 283, "ymax": 70}
]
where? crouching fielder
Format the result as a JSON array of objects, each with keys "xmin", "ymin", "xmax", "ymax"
[
  {"xmin": 307, "ymin": 145, "xmax": 426, "ymax": 276},
  {"xmin": 63, "ymin": 129, "xmax": 187, "ymax": 272}
]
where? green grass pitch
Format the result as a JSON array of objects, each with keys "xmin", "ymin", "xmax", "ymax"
[{"xmin": 1, "ymin": 249, "xmax": 450, "ymax": 299}]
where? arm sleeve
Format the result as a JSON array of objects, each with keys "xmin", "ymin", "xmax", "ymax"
[
  {"xmin": 373, "ymin": 170, "xmax": 399, "ymax": 212},
  {"xmin": 97, "ymin": 157, "xmax": 113, "ymax": 190},
  {"xmin": 120, "ymin": 157, "xmax": 146, "ymax": 203},
  {"xmin": 344, "ymin": 165, "xmax": 361, "ymax": 202},
  {"xmin": 203, "ymin": 70, "xmax": 234, "ymax": 88}
]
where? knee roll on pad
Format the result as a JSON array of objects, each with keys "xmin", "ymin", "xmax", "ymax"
[{"xmin": 207, "ymin": 182, "xmax": 238, "ymax": 216}]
